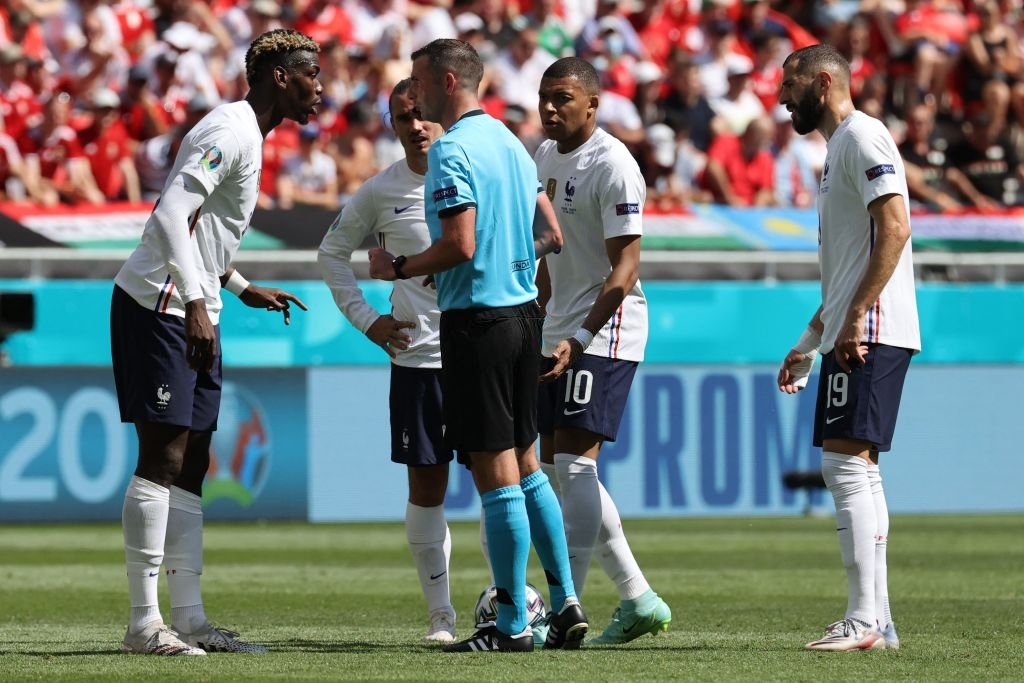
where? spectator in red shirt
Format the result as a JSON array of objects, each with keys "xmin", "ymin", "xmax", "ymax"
[
  {"xmin": 633, "ymin": 0, "xmax": 698, "ymax": 68},
  {"xmin": 843, "ymin": 13, "xmax": 879, "ymax": 105},
  {"xmin": 0, "ymin": 3, "xmax": 50, "ymax": 64},
  {"xmin": 79, "ymin": 87, "xmax": 141, "ymax": 202},
  {"xmin": 32, "ymin": 90, "xmax": 105, "ymax": 205},
  {"xmin": 259, "ymin": 121, "xmax": 301, "ymax": 209},
  {"xmin": 0, "ymin": 112, "xmax": 52, "ymax": 205},
  {"xmin": 701, "ymin": 114, "xmax": 776, "ymax": 206},
  {"xmin": 747, "ymin": 30, "xmax": 784, "ymax": 113},
  {"xmin": 875, "ymin": 0, "xmax": 967, "ymax": 114},
  {"xmin": 112, "ymin": 0, "xmax": 157, "ymax": 64},
  {"xmin": 0, "ymin": 45, "xmax": 45, "ymax": 155},
  {"xmin": 119, "ymin": 63, "xmax": 172, "ymax": 143},
  {"xmin": 293, "ymin": 0, "xmax": 354, "ymax": 49}
]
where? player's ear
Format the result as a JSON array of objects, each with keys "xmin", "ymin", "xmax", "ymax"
[
  {"xmin": 817, "ymin": 70, "xmax": 832, "ymax": 95},
  {"xmin": 273, "ymin": 64, "xmax": 289, "ymax": 89}
]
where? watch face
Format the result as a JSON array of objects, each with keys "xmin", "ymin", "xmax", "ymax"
[{"xmin": 392, "ymin": 255, "xmax": 407, "ymax": 278}]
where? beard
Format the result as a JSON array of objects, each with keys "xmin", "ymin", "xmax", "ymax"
[{"xmin": 791, "ymin": 90, "xmax": 824, "ymax": 135}]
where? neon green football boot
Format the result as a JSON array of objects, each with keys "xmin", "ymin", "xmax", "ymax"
[{"xmin": 586, "ymin": 590, "xmax": 671, "ymax": 646}]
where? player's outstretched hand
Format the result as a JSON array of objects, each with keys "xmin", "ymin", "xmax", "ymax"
[
  {"xmin": 239, "ymin": 285, "xmax": 308, "ymax": 325},
  {"xmin": 366, "ymin": 314, "xmax": 415, "ymax": 358},
  {"xmin": 539, "ymin": 338, "xmax": 583, "ymax": 383},
  {"xmin": 368, "ymin": 248, "xmax": 397, "ymax": 280}
]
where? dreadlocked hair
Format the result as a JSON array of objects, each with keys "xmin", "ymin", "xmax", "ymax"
[{"xmin": 245, "ymin": 29, "xmax": 320, "ymax": 88}]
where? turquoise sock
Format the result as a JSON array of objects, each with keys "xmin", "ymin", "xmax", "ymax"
[
  {"xmin": 482, "ymin": 485, "xmax": 530, "ymax": 635},
  {"xmin": 520, "ymin": 469, "xmax": 575, "ymax": 611}
]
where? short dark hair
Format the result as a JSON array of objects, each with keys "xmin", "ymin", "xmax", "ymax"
[
  {"xmin": 410, "ymin": 39, "xmax": 484, "ymax": 93},
  {"xmin": 783, "ymin": 43, "xmax": 851, "ymax": 83},
  {"xmin": 389, "ymin": 77, "xmax": 413, "ymax": 115},
  {"xmin": 245, "ymin": 29, "xmax": 320, "ymax": 88},
  {"xmin": 542, "ymin": 57, "xmax": 600, "ymax": 96}
]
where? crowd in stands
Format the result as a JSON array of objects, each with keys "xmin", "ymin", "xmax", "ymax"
[{"xmin": 1, "ymin": 0, "xmax": 1024, "ymax": 213}]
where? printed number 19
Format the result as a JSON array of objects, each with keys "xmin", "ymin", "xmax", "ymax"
[{"xmin": 826, "ymin": 372, "xmax": 848, "ymax": 408}]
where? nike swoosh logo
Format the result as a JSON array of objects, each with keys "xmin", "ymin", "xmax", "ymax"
[
  {"xmin": 148, "ymin": 571, "xmax": 159, "ymax": 577},
  {"xmin": 394, "ymin": 204, "xmax": 415, "ymax": 214},
  {"xmin": 825, "ymin": 415, "xmax": 845, "ymax": 424},
  {"xmin": 430, "ymin": 571, "xmax": 447, "ymax": 580},
  {"xmin": 563, "ymin": 408, "xmax": 587, "ymax": 416}
]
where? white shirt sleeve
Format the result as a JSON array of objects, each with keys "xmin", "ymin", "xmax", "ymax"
[
  {"xmin": 149, "ymin": 173, "xmax": 209, "ymax": 303},
  {"xmin": 317, "ymin": 178, "xmax": 381, "ymax": 334}
]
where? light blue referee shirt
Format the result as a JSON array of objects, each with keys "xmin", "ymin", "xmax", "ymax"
[{"xmin": 424, "ymin": 110, "xmax": 540, "ymax": 311}]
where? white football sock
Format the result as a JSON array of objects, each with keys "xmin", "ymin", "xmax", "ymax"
[
  {"xmin": 540, "ymin": 460, "xmax": 561, "ymax": 495},
  {"xmin": 555, "ymin": 453, "xmax": 602, "ymax": 596},
  {"xmin": 166, "ymin": 486, "xmax": 208, "ymax": 634},
  {"xmin": 594, "ymin": 478, "xmax": 649, "ymax": 600},
  {"xmin": 822, "ymin": 452, "xmax": 876, "ymax": 626},
  {"xmin": 550, "ymin": 455, "xmax": 650, "ymax": 601},
  {"xmin": 406, "ymin": 502, "xmax": 452, "ymax": 613},
  {"xmin": 123, "ymin": 475, "xmax": 169, "ymax": 633},
  {"xmin": 868, "ymin": 463, "xmax": 893, "ymax": 626}
]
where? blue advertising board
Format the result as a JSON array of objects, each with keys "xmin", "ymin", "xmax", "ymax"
[
  {"xmin": 0, "ymin": 368, "xmax": 308, "ymax": 521},
  {"xmin": 308, "ymin": 365, "xmax": 1024, "ymax": 521}
]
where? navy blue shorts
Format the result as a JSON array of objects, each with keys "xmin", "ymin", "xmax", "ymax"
[
  {"xmin": 538, "ymin": 354, "xmax": 638, "ymax": 442},
  {"xmin": 440, "ymin": 301, "xmax": 543, "ymax": 461},
  {"xmin": 389, "ymin": 364, "xmax": 453, "ymax": 467},
  {"xmin": 813, "ymin": 343, "xmax": 913, "ymax": 452},
  {"xmin": 110, "ymin": 285, "xmax": 222, "ymax": 431}
]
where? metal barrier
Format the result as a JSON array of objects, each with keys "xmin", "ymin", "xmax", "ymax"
[{"xmin": 1, "ymin": 247, "xmax": 1023, "ymax": 282}]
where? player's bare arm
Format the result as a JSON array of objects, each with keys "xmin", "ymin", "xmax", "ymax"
[
  {"xmin": 535, "ymin": 255, "xmax": 552, "ymax": 312},
  {"xmin": 533, "ymin": 192, "xmax": 563, "ymax": 258},
  {"xmin": 540, "ymin": 234, "xmax": 640, "ymax": 384},
  {"xmin": 834, "ymin": 193, "xmax": 910, "ymax": 371},
  {"xmin": 368, "ymin": 207, "xmax": 476, "ymax": 280}
]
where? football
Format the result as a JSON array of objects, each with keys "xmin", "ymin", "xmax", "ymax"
[{"xmin": 474, "ymin": 583, "xmax": 547, "ymax": 627}]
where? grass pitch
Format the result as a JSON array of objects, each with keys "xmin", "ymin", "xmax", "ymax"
[{"xmin": 1, "ymin": 515, "xmax": 1021, "ymax": 682}]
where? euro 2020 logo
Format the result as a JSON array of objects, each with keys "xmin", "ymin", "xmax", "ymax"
[{"xmin": 206, "ymin": 382, "xmax": 270, "ymax": 506}]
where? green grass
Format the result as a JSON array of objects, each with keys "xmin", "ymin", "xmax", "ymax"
[{"xmin": 1, "ymin": 516, "xmax": 1022, "ymax": 682}]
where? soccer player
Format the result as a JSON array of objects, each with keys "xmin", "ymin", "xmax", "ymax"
[
  {"xmin": 368, "ymin": 38, "xmax": 586, "ymax": 653},
  {"xmin": 111, "ymin": 29, "xmax": 320, "ymax": 656},
  {"xmin": 317, "ymin": 79, "xmax": 457, "ymax": 643},
  {"xmin": 776, "ymin": 43, "xmax": 920, "ymax": 652},
  {"xmin": 533, "ymin": 57, "xmax": 672, "ymax": 646}
]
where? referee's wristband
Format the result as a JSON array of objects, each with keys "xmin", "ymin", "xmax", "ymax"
[
  {"xmin": 571, "ymin": 328, "xmax": 594, "ymax": 350},
  {"xmin": 224, "ymin": 270, "xmax": 250, "ymax": 296}
]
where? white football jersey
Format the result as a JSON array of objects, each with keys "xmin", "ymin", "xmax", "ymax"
[
  {"xmin": 817, "ymin": 111, "xmax": 921, "ymax": 354},
  {"xmin": 318, "ymin": 159, "xmax": 441, "ymax": 369},
  {"xmin": 115, "ymin": 101, "xmax": 263, "ymax": 324},
  {"xmin": 535, "ymin": 127, "xmax": 648, "ymax": 361}
]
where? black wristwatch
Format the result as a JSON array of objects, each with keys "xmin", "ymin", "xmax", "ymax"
[{"xmin": 392, "ymin": 255, "xmax": 410, "ymax": 280}]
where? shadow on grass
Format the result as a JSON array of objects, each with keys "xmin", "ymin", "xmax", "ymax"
[
  {"xmin": 16, "ymin": 649, "xmax": 127, "ymax": 657},
  {"xmin": 261, "ymin": 638, "xmax": 454, "ymax": 653}
]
